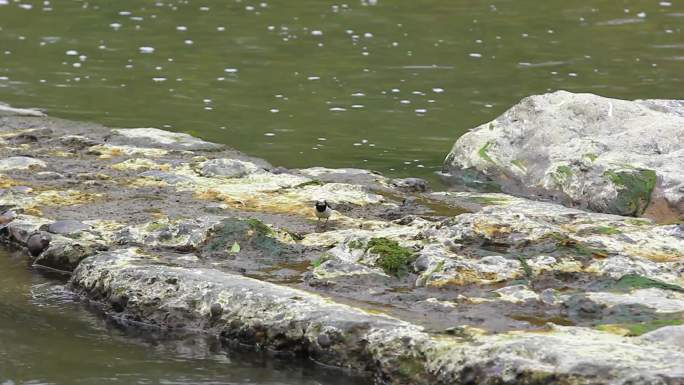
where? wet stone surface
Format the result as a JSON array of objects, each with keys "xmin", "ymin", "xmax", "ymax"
[{"xmin": 1, "ymin": 104, "xmax": 683, "ymax": 384}]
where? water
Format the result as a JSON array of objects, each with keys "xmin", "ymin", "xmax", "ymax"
[
  {"xmin": 0, "ymin": 1, "xmax": 682, "ymax": 181},
  {"xmin": 0, "ymin": 248, "xmax": 369, "ymax": 385}
]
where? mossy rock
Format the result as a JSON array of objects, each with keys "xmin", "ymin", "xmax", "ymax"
[
  {"xmin": 367, "ymin": 237, "xmax": 415, "ymax": 277},
  {"xmin": 478, "ymin": 141, "xmax": 495, "ymax": 164},
  {"xmin": 609, "ymin": 274, "xmax": 684, "ymax": 293},
  {"xmin": 201, "ymin": 218, "xmax": 283, "ymax": 258},
  {"xmin": 603, "ymin": 169, "xmax": 657, "ymax": 216},
  {"xmin": 597, "ymin": 317, "xmax": 684, "ymax": 336},
  {"xmin": 551, "ymin": 165, "xmax": 573, "ymax": 186}
]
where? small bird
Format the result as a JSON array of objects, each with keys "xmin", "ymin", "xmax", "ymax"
[{"xmin": 314, "ymin": 200, "xmax": 332, "ymax": 227}]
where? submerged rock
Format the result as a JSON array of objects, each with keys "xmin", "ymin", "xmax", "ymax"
[{"xmin": 443, "ymin": 91, "xmax": 684, "ymax": 222}]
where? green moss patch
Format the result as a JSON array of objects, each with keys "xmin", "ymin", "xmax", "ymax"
[
  {"xmin": 551, "ymin": 165, "xmax": 573, "ymax": 186},
  {"xmin": 311, "ymin": 255, "xmax": 331, "ymax": 268},
  {"xmin": 347, "ymin": 239, "xmax": 365, "ymax": 250},
  {"xmin": 478, "ymin": 141, "xmax": 495, "ymax": 164},
  {"xmin": 610, "ymin": 274, "xmax": 684, "ymax": 293},
  {"xmin": 466, "ymin": 195, "xmax": 508, "ymax": 206},
  {"xmin": 603, "ymin": 169, "xmax": 657, "ymax": 216},
  {"xmin": 597, "ymin": 318, "xmax": 684, "ymax": 336},
  {"xmin": 201, "ymin": 218, "xmax": 283, "ymax": 257},
  {"xmin": 511, "ymin": 159, "xmax": 527, "ymax": 173},
  {"xmin": 584, "ymin": 153, "xmax": 598, "ymax": 162},
  {"xmin": 367, "ymin": 237, "xmax": 415, "ymax": 277},
  {"xmin": 544, "ymin": 233, "xmax": 609, "ymax": 258},
  {"xmin": 589, "ymin": 226, "xmax": 622, "ymax": 235},
  {"xmin": 293, "ymin": 179, "xmax": 325, "ymax": 188}
]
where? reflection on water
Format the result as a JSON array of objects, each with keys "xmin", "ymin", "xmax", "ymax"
[
  {"xmin": 0, "ymin": 0, "xmax": 682, "ymax": 182},
  {"xmin": 0, "ymin": 248, "xmax": 369, "ymax": 385}
]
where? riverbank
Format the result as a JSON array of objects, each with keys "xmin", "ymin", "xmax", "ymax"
[{"xmin": 1, "ymin": 99, "xmax": 683, "ymax": 384}]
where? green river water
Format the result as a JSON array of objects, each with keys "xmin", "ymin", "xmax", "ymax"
[{"xmin": 1, "ymin": 1, "xmax": 683, "ymax": 383}]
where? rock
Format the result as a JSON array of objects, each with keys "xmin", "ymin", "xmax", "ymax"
[
  {"xmin": 34, "ymin": 171, "xmax": 64, "ymax": 180},
  {"xmin": 0, "ymin": 103, "xmax": 45, "ymax": 117},
  {"xmin": 494, "ymin": 284, "xmax": 540, "ymax": 303},
  {"xmin": 0, "ymin": 156, "xmax": 46, "ymax": 171},
  {"xmin": 640, "ymin": 325, "xmax": 684, "ymax": 350},
  {"xmin": 138, "ymin": 170, "xmax": 194, "ymax": 185},
  {"xmin": 210, "ymin": 303, "xmax": 223, "ymax": 318},
  {"xmin": 111, "ymin": 128, "xmax": 223, "ymax": 151},
  {"xmin": 317, "ymin": 333, "xmax": 332, "ymax": 348},
  {"xmin": 44, "ymin": 220, "xmax": 91, "ymax": 235},
  {"xmin": 443, "ymin": 91, "xmax": 684, "ymax": 221},
  {"xmin": 69, "ymin": 249, "xmax": 684, "ymax": 385},
  {"xmin": 27, "ymin": 232, "xmax": 51, "ymax": 257},
  {"xmin": 197, "ymin": 158, "xmax": 261, "ymax": 178},
  {"xmin": 3, "ymin": 104, "xmax": 684, "ymax": 384},
  {"xmin": 391, "ymin": 178, "xmax": 429, "ymax": 192},
  {"xmin": 59, "ymin": 134, "xmax": 99, "ymax": 148}
]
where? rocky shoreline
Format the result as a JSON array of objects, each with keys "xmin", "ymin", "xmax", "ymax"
[{"xmin": 1, "ymin": 95, "xmax": 683, "ymax": 385}]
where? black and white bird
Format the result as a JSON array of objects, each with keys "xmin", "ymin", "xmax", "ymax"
[{"xmin": 314, "ymin": 200, "xmax": 332, "ymax": 227}]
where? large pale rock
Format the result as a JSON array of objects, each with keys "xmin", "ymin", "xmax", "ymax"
[
  {"xmin": 111, "ymin": 128, "xmax": 223, "ymax": 151},
  {"xmin": 443, "ymin": 91, "xmax": 684, "ymax": 221}
]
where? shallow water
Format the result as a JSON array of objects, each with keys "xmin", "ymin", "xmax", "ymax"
[
  {"xmin": 0, "ymin": 249, "xmax": 369, "ymax": 385},
  {"xmin": 0, "ymin": 1, "xmax": 682, "ymax": 181}
]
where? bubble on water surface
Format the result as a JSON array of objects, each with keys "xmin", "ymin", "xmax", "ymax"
[
  {"xmin": 19, "ymin": 3, "xmax": 32, "ymax": 10},
  {"xmin": 264, "ymin": 132, "xmax": 275, "ymax": 136},
  {"xmin": 184, "ymin": 40, "xmax": 194, "ymax": 45},
  {"xmin": 224, "ymin": 68, "xmax": 238, "ymax": 73},
  {"xmin": 65, "ymin": 50, "xmax": 78, "ymax": 56},
  {"xmin": 139, "ymin": 47, "xmax": 155, "ymax": 53},
  {"xmin": 469, "ymin": 53, "xmax": 482, "ymax": 58},
  {"xmin": 311, "ymin": 30, "xmax": 323, "ymax": 36},
  {"xmin": 176, "ymin": 26, "xmax": 187, "ymax": 31}
]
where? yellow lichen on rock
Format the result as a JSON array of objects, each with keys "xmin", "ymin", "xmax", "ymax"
[
  {"xmin": 111, "ymin": 158, "xmax": 170, "ymax": 172},
  {"xmin": 88, "ymin": 144, "xmax": 168, "ymax": 159},
  {"xmin": 32, "ymin": 190, "xmax": 102, "ymax": 207}
]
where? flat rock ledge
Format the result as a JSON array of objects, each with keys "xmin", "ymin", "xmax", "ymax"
[
  {"xmin": 1, "ymin": 103, "xmax": 684, "ymax": 385},
  {"xmin": 443, "ymin": 91, "xmax": 684, "ymax": 223}
]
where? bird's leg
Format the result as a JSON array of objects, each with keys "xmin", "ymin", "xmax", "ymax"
[{"xmin": 324, "ymin": 217, "xmax": 329, "ymax": 228}]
